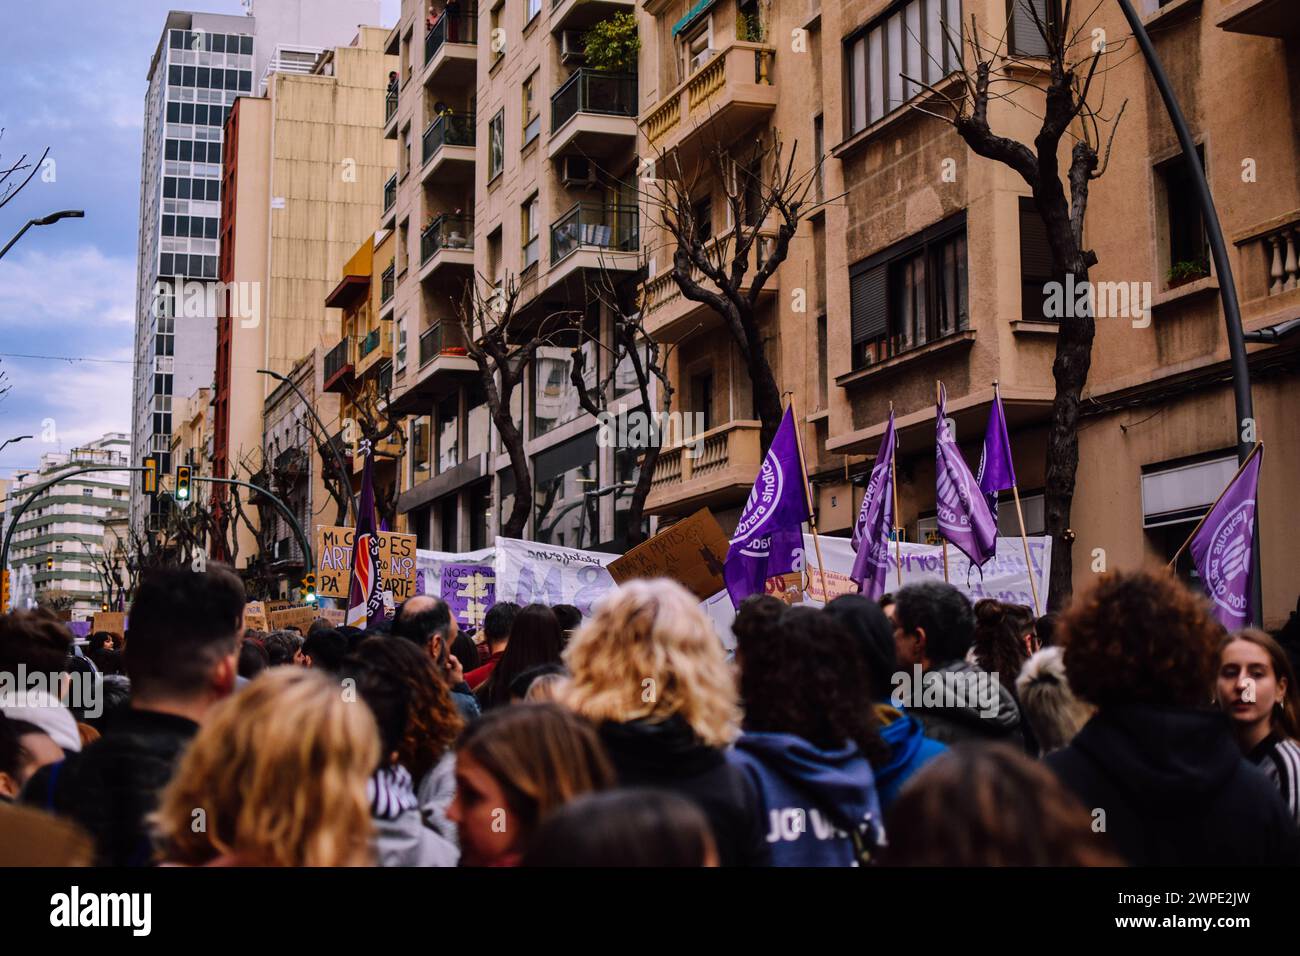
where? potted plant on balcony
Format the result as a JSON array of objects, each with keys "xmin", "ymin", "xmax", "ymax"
[
  {"xmin": 583, "ymin": 12, "xmax": 639, "ymax": 73},
  {"xmin": 1166, "ymin": 259, "xmax": 1210, "ymax": 289}
]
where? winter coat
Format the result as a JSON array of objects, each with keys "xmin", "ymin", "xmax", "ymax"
[
  {"xmin": 598, "ymin": 715, "xmax": 768, "ymax": 867},
  {"xmin": 370, "ymin": 764, "xmax": 457, "ymax": 867},
  {"xmin": 417, "ymin": 749, "xmax": 459, "ymax": 845},
  {"xmin": 1046, "ymin": 705, "xmax": 1300, "ymax": 866},
  {"xmin": 873, "ymin": 705, "xmax": 948, "ymax": 808},
  {"xmin": 22, "ymin": 708, "xmax": 198, "ymax": 866},
  {"xmin": 905, "ymin": 660, "xmax": 1022, "ymax": 745},
  {"xmin": 728, "ymin": 731, "xmax": 884, "ymax": 866}
]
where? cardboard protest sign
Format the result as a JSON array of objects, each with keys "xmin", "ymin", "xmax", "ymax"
[
  {"xmin": 494, "ymin": 537, "xmax": 619, "ymax": 617},
  {"xmin": 242, "ymin": 600, "xmax": 268, "ymax": 632},
  {"xmin": 91, "ymin": 612, "xmax": 125, "ymax": 638},
  {"xmin": 315, "ymin": 525, "xmax": 418, "ymax": 601},
  {"xmin": 267, "ymin": 604, "xmax": 318, "ymax": 634},
  {"xmin": 317, "ymin": 607, "xmax": 346, "ymax": 626},
  {"xmin": 440, "ymin": 564, "xmax": 496, "ymax": 629},
  {"xmin": 607, "ymin": 508, "xmax": 730, "ymax": 600}
]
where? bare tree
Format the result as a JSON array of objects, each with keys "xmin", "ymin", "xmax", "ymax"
[
  {"xmin": 455, "ymin": 275, "xmax": 576, "ymax": 539},
  {"xmin": 912, "ymin": 3, "xmax": 1126, "ymax": 607},
  {"xmin": 340, "ymin": 368, "xmax": 408, "ymax": 530},
  {"xmin": 0, "ymin": 130, "xmax": 49, "ymax": 211}
]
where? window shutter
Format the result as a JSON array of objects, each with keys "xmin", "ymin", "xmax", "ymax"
[
  {"xmin": 1010, "ymin": 0, "xmax": 1051, "ymax": 58},
  {"xmin": 851, "ymin": 264, "xmax": 889, "ymax": 344},
  {"xmin": 1019, "ymin": 197, "xmax": 1057, "ymax": 321}
]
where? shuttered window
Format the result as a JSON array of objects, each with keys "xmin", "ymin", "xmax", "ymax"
[
  {"xmin": 1018, "ymin": 197, "xmax": 1059, "ymax": 321},
  {"xmin": 1008, "ymin": 0, "xmax": 1057, "ymax": 58}
]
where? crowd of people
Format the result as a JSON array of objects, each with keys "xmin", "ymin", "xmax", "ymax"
[{"xmin": 1, "ymin": 561, "xmax": 1299, "ymax": 867}]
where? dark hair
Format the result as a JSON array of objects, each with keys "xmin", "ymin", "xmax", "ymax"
[
  {"xmin": 478, "ymin": 604, "xmax": 563, "ymax": 710},
  {"xmin": 552, "ymin": 604, "xmax": 582, "ymax": 635},
  {"xmin": 302, "ymin": 629, "xmax": 347, "ymax": 674},
  {"xmin": 124, "ymin": 567, "xmax": 245, "ymax": 700},
  {"xmin": 89, "ymin": 646, "xmax": 124, "ymax": 676},
  {"xmin": 483, "ymin": 602, "xmax": 519, "ymax": 645},
  {"xmin": 238, "ymin": 639, "xmax": 269, "ymax": 679},
  {"xmin": 0, "ymin": 610, "xmax": 73, "ymax": 676},
  {"xmin": 523, "ymin": 789, "xmax": 716, "ymax": 866},
  {"xmin": 885, "ymin": 744, "xmax": 1122, "ymax": 866},
  {"xmin": 393, "ymin": 598, "xmax": 453, "ymax": 650},
  {"xmin": 263, "ymin": 630, "xmax": 303, "ymax": 667},
  {"xmin": 87, "ymin": 631, "xmax": 116, "ymax": 653},
  {"xmin": 93, "ymin": 675, "xmax": 133, "ymax": 726},
  {"xmin": 61, "ymin": 654, "xmax": 96, "ymax": 721},
  {"xmin": 1034, "ymin": 612, "xmax": 1058, "ymax": 648},
  {"xmin": 971, "ymin": 599, "xmax": 1031, "ymax": 690},
  {"xmin": 1060, "ymin": 569, "xmax": 1222, "ymax": 710},
  {"xmin": 337, "ymin": 625, "xmax": 366, "ymax": 654},
  {"xmin": 0, "ymin": 712, "xmax": 24, "ymax": 784},
  {"xmin": 509, "ymin": 662, "xmax": 567, "ymax": 701},
  {"xmin": 893, "ymin": 581, "xmax": 975, "ymax": 666},
  {"xmin": 825, "ymin": 594, "xmax": 897, "ymax": 701},
  {"xmin": 734, "ymin": 602, "xmax": 889, "ymax": 767},
  {"xmin": 450, "ymin": 630, "xmax": 479, "ymax": 674}
]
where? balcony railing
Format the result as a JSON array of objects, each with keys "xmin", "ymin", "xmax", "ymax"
[
  {"xmin": 419, "ymin": 324, "xmax": 444, "ymax": 366},
  {"xmin": 422, "ymin": 111, "xmax": 475, "ymax": 164},
  {"xmin": 1259, "ymin": 218, "xmax": 1300, "ymax": 296},
  {"xmin": 323, "ymin": 336, "xmax": 353, "ymax": 381},
  {"xmin": 551, "ymin": 203, "xmax": 638, "ymax": 264},
  {"xmin": 425, "ymin": 9, "xmax": 478, "ymax": 63},
  {"xmin": 421, "ymin": 214, "xmax": 474, "ymax": 263},
  {"xmin": 360, "ymin": 327, "xmax": 382, "ymax": 359},
  {"xmin": 383, "ymin": 173, "xmax": 397, "ymax": 213},
  {"xmin": 385, "ymin": 88, "xmax": 398, "ymax": 123},
  {"xmin": 381, "ymin": 262, "xmax": 395, "ymax": 304},
  {"xmin": 644, "ymin": 42, "xmax": 776, "ymax": 149},
  {"xmin": 647, "ymin": 421, "xmax": 764, "ymax": 506},
  {"xmin": 551, "ymin": 69, "xmax": 637, "ymax": 131}
]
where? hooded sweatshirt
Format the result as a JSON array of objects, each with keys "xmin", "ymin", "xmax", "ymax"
[
  {"xmin": 1046, "ymin": 704, "xmax": 1300, "ymax": 866},
  {"xmin": 728, "ymin": 732, "xmax": 884, "ymax": 866},
  {"xmin": 902, "ymin": 659, "xmax": 1021, "ymax": 745},
  {"xmin": 369, "ymin": 764, "xmax": 458, "ymax": 867},
  {"xmin": 873, "ymin": 705, "xmax": 947, "ymax": 809}
]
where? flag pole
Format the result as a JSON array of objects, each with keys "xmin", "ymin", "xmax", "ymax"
[
  {"xmin": 889, "ymin": 401, "xmax": 902, "ymax": 587},
  {"xmin": 787, "ymin": 393, "xmax": 830, "ymax": 603},
  {"xmin": 936, "ymin": 380, "xmax": 949, "ymax": 583},
  {"xmin": 1169, "ymin": 441, "xmax": 1264, "ymax": 569},
  {"xmin": 993, "ymin": 381, "xmax": 1041, "ymax": 616}
]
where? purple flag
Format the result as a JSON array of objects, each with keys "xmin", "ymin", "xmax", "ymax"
[
  {"xmin": 346, "ymin": 440, "xmax": 384, "ymax": 628},
  {"xmin": 977, "ymin": 387, "xmax": 1015, "ymax": 521},
  {"xmin": 936, "ymin": 384, "xmax": 997, "ymax": 567},
  {"xmin": 1191, "ymin": 446, "xmax": 1262, "ymax": 630},
  {"xmin": 724, "ymin": 406, "xmax": 811, "ymax": 607},
  {"xmin": 849, "ymin": 410, "xmax": 897, "ymax": 599}
]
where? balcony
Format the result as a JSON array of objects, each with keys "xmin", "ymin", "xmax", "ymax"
[
  {"xmin": 420, "ymin": 214, "xmax": 474, "ymax": 279},
  {"xmin": 548, "ymin": 202, "xmax": 638, "ymax": 285},
  {"xmin": 421, "ymin": 111, "xmax": 476, "ymax": 182},
  {"xmin": 644, "ymin": 420, "xmax": 763, "ymax": 517},
  {"xmin": 356, "ymin": 324, "xmax": 393, "ymax": 377},
  {"xmin": 322, "ymin": 336, "xmax": 354, "ymax": 393},
  {"xmin": 1215, "ymin": 0, "xmax": 1298, "ymax": 38},
  {"xmin": 384, "ymin": 87, "xmax": 398, "ymax": 138},
  {"xmin": 642, "ymin": 42, "xmax": 776, "ymax": 166},
  {"xmin": 549, "ymin": 69, "xmax": 638, "ymax": 160},
  {"xmin": 423, "ymin": 10, "xmax": 478, "ymax": 88},
  {"xmin": 551, "ymin": 0, "xmax": 635, "ymax": 34},
  {"xmin": 382, "ymin": 173, "xmax": 397, "ymax": 226},
  {"xmin": 1234, "ymin": 210, "xmax": 1300, "ymax": 328},
  {"xmin": 380, "ymin": 261, "xmax": 395, "ymax": 308},
  {"xmin": 393, "ymin": 323, "xmax": 477, "ymax": 412},
  {"xmin": 644, "ymin": 230, "xmax": 779, "ymax": 342}
]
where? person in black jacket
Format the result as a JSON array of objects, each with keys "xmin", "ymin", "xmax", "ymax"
[
  {"xmin": 23, "ymin": 566, "xmax": 245, "ymax": 866},
  {"xmin": 1045, "ymin": 569, "xmax": 1300, "ymax": 866},
  {"xmin": 562, "ymin": 579, "xmax": 768, "ymax": 866}
]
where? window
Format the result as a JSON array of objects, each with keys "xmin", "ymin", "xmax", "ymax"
[
  {"xmin": 490, "ymin": 4, "xmax": 504, "ymax": 65},
  {"xmin": 522, "ymin": 194, "xmax": 540, "ymax": 269},
  {"xmin": 469, "ymin": 482, "xmax": 492, "ymax": 551},
  {"xmin": 1158, "ymin": 146, "xmax": 1209, "ymax": 286},
  {"xmin": 849, "ymin": 213, "xmax": 968, "ymax": 368},
  {"xmin": 488, "ymin": 109, "xmax": 505, "ymax": 179},
  {"xmin": 1018, "ymin": 197, "xmax": 1059, "ymax": 321},
  {"xmin": 437, "ymin": 392, "xmax": 459, "ymax": 473},
  {"xmin": 526, "ymin": 0, "xmax": 541, "ymax": 24},
  {"xmin": 411, "ymin": 415, "xmax": 431, "ymax": 482},
  {"xmin": 813, "ymin": 115, "xmax": 825, "ymax": 204},
  {"xmin": 683, "ymin": 22, "xmax": 715, "ymax": 78},
  {"xmin": 466, "ymin": 382, "xmax": 490, "ymax": 460},
  {"xmin": 439, "ymin": 494, "xmax": 459, "ymax": 551},
  {"xmin": 395, "ymin": 315, "xmax": 408, "ymax": 371},
  {"xmin": 691, "ymin": 370, "xmax": 714, "ymax": 431},
  {"xmin": 693, "ymin": 196, "xmax": 712, "ymax": 242},
  {"xmin": 522, "ymin": 73, "xmax": 540, "ymax": 146},
  {"xmin": 816, "ymin": 314, "xmax": 828, "ymax": 406},
  {"xmin": 402, "ymin": 127, "xmax": 412, "ymax": 178},
  {"xmin": 1008, "ymin": 0, "xmax": 1058, "ymax": 58},
  {"xmin": 845, "ymin": 0, "xmax": 962, "ymax": 136},
  {"xmin": 533, "ymin": 430, "xmax": 599, "ymax": 550}
]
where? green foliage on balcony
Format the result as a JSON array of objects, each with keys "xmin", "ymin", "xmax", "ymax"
[{"xmin": 584, "ymin": 12, "xmax": 639, "ymax": 73}]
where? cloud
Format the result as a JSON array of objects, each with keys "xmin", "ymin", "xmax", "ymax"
[{"xmin": 0, "ymin": 244, "xmax": 136, "ymax": 328}]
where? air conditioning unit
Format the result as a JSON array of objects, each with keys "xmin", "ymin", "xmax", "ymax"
[
  {"xmin": 560, "ymin": 155, "xmax": 595, "ymax": 188},
  {"xmin": 690, "ymin": 47, "xmax": 718, "ymax": 73},
  {"xmin": 560, "ymin": 31, "xmax": 587, "ymax": 64}
]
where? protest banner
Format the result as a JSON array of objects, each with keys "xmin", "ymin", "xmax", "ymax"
[
  {"xmin": 242, "ymin": 600, "xmax": 268, "ymax": 632},
  {"xmin": 607, "ymin": 509, "xmax": 730, "ymax": 600},
  {"xmin": 317, "ymin": 607, "xmax": 346, "ymax": 627},
  {"xmin": 91, "ymin": 611, "xmax": 125, "ymax": 638},
  {"xmin": 440, "ymin": 563, "xmax": 496, "ymax": 630},
  {"xmin": 415, "ymin": 546, "xmax": 495, "ymax": 596},
  {"xmin": 494, "ymin": 537, "xmax": 619, "ymax": 617},
  {"xmin": 267, "ymin": 604, "xmax": 318, "ymax": 634},
  {"xmin": 315, "ymin": 525, "xmax": 418, "ymax": 601}
]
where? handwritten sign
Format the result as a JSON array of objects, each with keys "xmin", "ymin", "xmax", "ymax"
[
  {"xmin": 494, "ymin": 537, "xmax": 619, "ymax": 617},
  {"xmin": 267, "ymin": 604, "xmax": 318, "ymax": 634},
  {"xmin": 242, "ymin": 600, "xmax": 268, "ymax": 632},
  {"xmin": 315, "ymin": 525, "xmax": 418, "ymax": 601},
  {"xmin": 607, "ymin": 509, "xmax": 730, "ymax": 600},
  {"xmin": 91, "ymin": 612, "xmax": 125, "ymax": 638},
  {"xmin": 440, "ymin": 564, "xmax": 496, "ymax": 629}
]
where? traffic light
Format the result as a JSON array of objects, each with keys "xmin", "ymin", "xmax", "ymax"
[
  {"xmin": 175, "ymin": 465, "xmax": 192, "ymax": 501},
  {"xmin": 142, "ymin": 456, "xmax": 158, "ymax": 497},
  {"xmin": 1, "ymin": 570, "xmax": 9, "ymax": 612},
  {"xmin": 45, "ymin": 557, "xmax": 54, "ymax": 572},
  {"xmin": 302, "ymin": 573, "xmax": 317, "ymax": 604}
]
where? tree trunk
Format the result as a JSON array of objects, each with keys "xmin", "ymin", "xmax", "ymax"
[{"xmin": 496, "ymin": 406, "xmax": 531, "ymax": 539}]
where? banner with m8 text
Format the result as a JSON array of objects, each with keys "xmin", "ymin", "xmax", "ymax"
[{"xmin": 493, "ymin": 536, "xmax": 620, "ymax": 618}]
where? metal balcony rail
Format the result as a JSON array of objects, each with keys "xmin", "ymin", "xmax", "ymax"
[
  {"xmin": 422, "ymin": 111, "xmax": 476, "ymax": 163},
  {"xmin": 551, "ymin": 202, "xmax": 639, "ymax": 264},
  {"xmin": 421, "ymin": 213, "xmax": 474, "ymax": 263},
  {"xmin": 425, "ymin": 8, "xmax": 478, "ymax": 62},
  {"xmin": 551, "ymin": 69, "xmax": 636, "ymax": 130}
]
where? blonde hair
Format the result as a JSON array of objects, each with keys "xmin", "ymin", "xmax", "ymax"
[
  {"xmin": 562, "ymin": 579, "xmax": 739, "ymax": 747},
  {"xmin": 1015, "ymin": 646, "xmax": 1095, "ymax": 754},
  {"xmin": 153, "ymin": 668, "xmax": 379, "ymax": 866}
]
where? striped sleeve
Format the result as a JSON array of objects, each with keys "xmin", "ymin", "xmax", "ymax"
[{"xmin": 1267, "ymin": 738, "xmax": 1300, "ymax": 826}]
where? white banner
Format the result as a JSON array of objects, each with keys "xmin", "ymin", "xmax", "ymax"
[
  {"xmin": 492, "ymin": 537, "xmax": 620, "ymax": 617},
  {"xmin": 416, "ymin": 546, "xmax": 495, "ymax": 596}
]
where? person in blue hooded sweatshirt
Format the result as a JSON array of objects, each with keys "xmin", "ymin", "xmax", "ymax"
[
  {"xmin": 825, "ymin": 594, "xmax": 947, "ymax": 808},
  {"xmin": 728, "ymin": 599, "xmax": 888, "ymax": 866}
]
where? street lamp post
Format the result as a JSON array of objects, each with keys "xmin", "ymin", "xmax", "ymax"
[
  {"xmin": 0, "ymin": 210, "xmax": 85, "ymax": 260},
  {"xmin": 0, "ymin": 435, "xmax": 33, "ymax": 455}
]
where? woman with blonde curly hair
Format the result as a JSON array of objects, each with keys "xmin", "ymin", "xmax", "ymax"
[
  {"xmin": 562, "ymin": 578, "xmax": 767, "ymax": 866},
  {"xmin": 152, "ymin": 667, "xmax": 379, "ymax": 866}
]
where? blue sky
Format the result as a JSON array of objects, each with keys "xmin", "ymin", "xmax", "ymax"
[{"xmin": 0, "ymin": 0, "xmax": 398, "ymax": 481}]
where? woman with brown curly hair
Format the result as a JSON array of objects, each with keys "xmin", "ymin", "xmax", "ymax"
[
  {"xmin": 1045, "ymin": 569, "xmax": 1300, "ymax": 865},
  {"xmin": 729, "ymin": 599, "xmax": 888, "ymax": 866}
]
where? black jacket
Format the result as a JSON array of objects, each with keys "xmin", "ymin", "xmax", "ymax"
[
  {"xmin": 1045, "ymin": 704, "xmax": 1300, "ymax": 866},
  {"xmin": 599, "ymin": 716, "xmax": 768, "ymax": 866},
  {"xmin": 22, "ymin": 708, "xmax": 199, "ymax": 866}
]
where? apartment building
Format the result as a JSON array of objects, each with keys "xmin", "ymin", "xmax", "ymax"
[
  {"xmin": 383, "ymin": 0, "xmax": 646, "ymax": 552},
  {"xmin": 214, "ymin": 25, "xmax": 397, "ymax": 565},
  {"xmin": 169, "ymin": 387, "xmax": 213, "ymax": 474},
  {"xmin": 130, "ymin": 1, "xmax": 382, "ymax": 539},
  {"xmin": 6, "ymin": 433, "xmax": 131, "ymax": 618}
]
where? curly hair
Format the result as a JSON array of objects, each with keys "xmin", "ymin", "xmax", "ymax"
[
  {"xmin": 562, "ymin": 579, "xmax": 740, "ymax": 747},
  {"xmin": 971, "ymin": 599, "xmax": 1032, "ymax": 689},
  {"xmin": 885, "ymin": 744, "xmax": 1123, "ymax": 866},
  {"xmin": 735, "ymin": 599, "xmax": 889, "ymax": 768},
  {"xmin": 153, "ymin": 668, "xmax": 378, "ymax": 866},
  {"xmin": 1058, "ymin": 569, "xmax": 1223, "ymax": 710}
]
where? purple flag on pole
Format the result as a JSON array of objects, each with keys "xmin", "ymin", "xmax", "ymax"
[
  {"xmin": 977, "ymin": 387, "xmax": 1016, "ymax": 521},
  {"xmin": 849, "ymin": 410, "xmax": 897, "ymax": 599},
  {"xmin": 936, "ymin": 383, "xmax": 997, "ymax": 567},
  {"xmin": 1191, "ymin": 446, "xmax": 1262, "ymax": 630},
  {"xmin": 724, "ymin": 406, "xmax": 811, "ymax": 607},
  {"xmin": 346, "ymin": 440, "xmax": 384, "ymax": 628}
]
